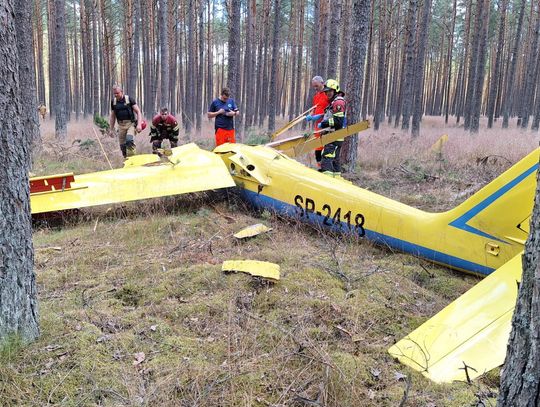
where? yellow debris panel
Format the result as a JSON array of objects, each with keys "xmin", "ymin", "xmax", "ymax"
[
  {"xmin": 388, "ymin": 253, "xmax": 522, "ymax": 383},
  {"xmin": 222, "ymin": 260, "xmax": 280, "ymax": 281},
  {"xmin": 31, "ymin": 143, "xmax": 236, "ymax": 214},
  {"xmin": 430, "ymin": 134, "xmax": 449, "ymax": 154},
  {"xmin": 233, "ymin": 223, "xmax": 273, "ymax": 239}
]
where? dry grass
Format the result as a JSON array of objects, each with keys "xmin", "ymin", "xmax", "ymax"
[{"xmin": 2, "ymin": 116, "xmax": 527, "ymax": 406}]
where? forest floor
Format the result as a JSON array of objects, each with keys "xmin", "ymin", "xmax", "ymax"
[{"xmin": 1, "ymin": 116, "xmax": 538, "ymax": 406}]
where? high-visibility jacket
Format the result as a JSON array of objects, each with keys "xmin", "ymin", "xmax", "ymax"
[
  {"xmin": 320, "ymin": 94, "xmax": 346, "ymax": 140},
  {"xmin": 312, "ymin": 91, "xmax": 330, "ymax": 128}
]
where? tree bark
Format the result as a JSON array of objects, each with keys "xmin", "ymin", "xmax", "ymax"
[
  {"xmin": 411, "ymin": 0, "xmax": 432, "ymax": 137},
  {"xmin": 520, "ymin": 2, "xmax": 540, "ymax": 129},
  {"xmin": 400, "ymin": 0, "xmax": 418, "ymax": 130},
  {"xmin": 326, "ymin": 0, "xmax": 342, "ymax": 79},
  {"xmin": 34, "ymin": 0, "xmax": 46, "ymax": 109},
  {"xmin": 487, "ymin": 0, "xmax": 508, "ymax": 128},
  {"xmin": 0, "ymin": 0, "xmax": 39, "ymax": 343},
  {"xmin": 470, "ymin": 0, "xmax": 490, "ymax": 133},
  {"xmin": 158, "ymin": 0, "xmax": 168, "ymax": 107},
  {"xmin": 53, "ymin": 0, "xmax": 67, "ymax": 139},
  {"xmin": 502, "ymin": 0, "xmax": 526, "ymax": 128},
  {"xmin": 267, "ymin": 0, "xmax": 281, "ymax": 132},
  {"xmin": 15, "ymin": 0, "xmax": 40, "ymax": 150},
  {"xmin": 227, "ymin": 0, "xmax": 241, "ymax": 105},
  {"xmin": 498, "ymin": 164, "xmax": 540, "ymax": 406},
  {"xmin": 341, "ymin": 0, "xmax": 371, "ymax": 171}
]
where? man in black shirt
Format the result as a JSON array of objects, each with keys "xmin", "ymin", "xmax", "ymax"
[{"xmin": 109, "ymin": 85, "xmax": 144, "ymax": 158}]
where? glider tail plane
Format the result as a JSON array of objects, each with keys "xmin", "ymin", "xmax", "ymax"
[{"xmin": 444, "ymin": 148, "xmax": 539, "ymax": 246}]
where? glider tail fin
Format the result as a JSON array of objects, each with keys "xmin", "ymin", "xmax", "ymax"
[{"xmin": 445, "ymin": 148, "xmax": 539, "ymax": 244}]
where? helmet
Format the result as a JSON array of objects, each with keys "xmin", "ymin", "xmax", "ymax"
[
  {"xmin": 140, "ymin": 120, "xmax": 147, "ymax": 130},
  {"xmin": 323, "ymin": 79, "xmax": 340, "ymax": 93}
]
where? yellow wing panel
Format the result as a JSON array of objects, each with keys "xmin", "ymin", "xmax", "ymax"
[
  {"xmin": 389, "ymin": 253, "xmax": 522, "ymax": 383},
  {"xmin": 31, "ymin": 143, "xmax": 236, "ymax": 214}
]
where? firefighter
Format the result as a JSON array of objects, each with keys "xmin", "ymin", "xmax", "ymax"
[
  {"xmin": 149, "ymin": 107, "xmax": 180, "ymax": 153},
  {"xmin": 305, "ymin": 76, "xmax": 330, "ymax": 169},
  {"xmin": 314, "ymin": 79, "xmax": 346, "ymax": 178},
  {"xmin": 109, "ymin": 85, "xmax": 144, "ymax": 158}
]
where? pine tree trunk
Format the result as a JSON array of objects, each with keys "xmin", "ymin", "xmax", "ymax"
[
  {"xmin": 295, "ymin": 0, "xmax": 304, "ymax": 117},
  {"xmin": 158, "ymin": 0, "xmax": 168, "ymax": 107},
  {"xmin": 72, "ymin": 1, "xmax": 80, "ymax": 120},
  {"xmin": 91, "ymin": 6, "xmax": 99, "ymax": 115},
  {"xmin": 520, "ymin": 2, "xmax": 540, "ymax": 129},
  {"xmin": 340, "ymin": 0, "xmax": 353, "ymax": 96},
  {"xmin": 411, "ymin": 0, "xmax": 432, "ymax": 137},
  {"xmin": 503, "ymin": 0, "xmax": 526, "ymax": 128},
  {"xmin": 168, "ymin": 0, "xmax": 177, "ymax": 115},
  {"xmin": 267, "ymin": 0, "xmax": 281, "ymax": 132},
  {"xmin": 243, "ymin": 0, "xmax": 255, "ymax": 128},
  {"xmin": 34, "ymin": 0, "xmax": 46, "ymax": 108},
  {"xmin": 15, "ymin": 0, "xmax": 40, "ymax": 150},
  {"xmin": 361, "ymin": 0, "xmax": 375, "ymax": 121},
  {"xmin": 196, "ymin": 2, "xmax": 204, "ymax": 131},
  {"xmin": 497, "ymin": 165, "xmax": 540, "ymax": 406},
  {"xmin": 470, "ymin": 0, "xmax": 489, "ymax": 133},
  {"xmin": 487, "ymin": 0, "xmax": 507, "ymax": 128},
  {"xmin": 326, "ymin": 0, "xmax": 341, "ymax": 79},
  {"xmin": 206, "ymin": 0, "xmax": 213, "ymax": 120},
  {"xmin": 318, "ymin": 2, "xmax": 330, "ymax": 80},
  {"xmin": 444, "ymin": 0, "xmax": 457, "ymax": 124},
  {"xmin": 54, "ymin": 0, "xmax": 67, "ymax": 139},
  {"xmin": 400, "ymin": 0, "xmax": 418, "ymax": 130},
  {"xmin": 128, "ymin": 0, "xmax": 140, "ymax": 101},
  {"xmin": 185, "ymin": 0, "xmax": 195, "ymax": 132},
  {"xmin": 374, "ymin": 0, "xmax": 387, "ymax": 130},
  {"xmin": 341, "ymin": 0, "xmax": 371, "ymax": 171},
  {"xmin": 1, "ymin": 0, "xmax": 40, "ymax": 343},
  {"xmin": 227, "ymin": 0, "xmax": 241, "ymax": 103}
]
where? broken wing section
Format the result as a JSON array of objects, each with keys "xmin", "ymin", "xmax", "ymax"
[
  {"xmin": 266, "ymin": 120, "xmax": 370, "ymax": 158},
  {"xmin": 388, "ymin": 253, "xmax": 522, "ymax": 383},
  {"xmin": 31, "ymin": 143, "xmax": 236, "ymax": 214}
]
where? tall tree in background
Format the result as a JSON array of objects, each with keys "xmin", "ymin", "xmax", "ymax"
[
  {"xmin": 326, "ymin": 0, "xmax": 341, "ymax": 79},
  {"xmin": 400, "ymin": 0, "xmax": 418, "ymax": 130},
  {"xmin": 502, "ymin": 0, "xmax": 526, "ymax": 128},
  {"xmin": 341, "ymin": 0, "xmax": 371, "ymax": 170},
  {"xmin": 227, "ymin": 0, "xmax": 240, "ymax": 105},
  {"xmin": 15, "ymin": 0, "xmax": 40, "ymax": 150},
  {"xmin": 158, "ymin": 0, "xmax": 169, "ymax": 107},
  {"xmin": 373, "ymin": 0, "xmax": 387, "ymax": 130},
  {"xmin": 267, "ymin": 0, "xmax": 281, "ymax": 132},
  {"xmin": 0, "ymin": 0, "xmax": 40, "ymax": 342},
  {"xmin": 520, "ymin": 2, "xmax": 540, "ymax": 129},
  {"xmin": 498, "ymin": 166, "xmax": 540, "ymax": 406},
  {"xmin": 411, "ymin": 0, "xmax": 432, "ymax": 137},
  {"xmin": 469, "ymin": 0, "xmax": 490, "ymax": 133},
  {"xmin": 487, "ymin": 0, "xmax": 508, "ymax": 129},
  {"xmin": 53, "ymin": 0, "xmax": 67, "ymax": 139}
]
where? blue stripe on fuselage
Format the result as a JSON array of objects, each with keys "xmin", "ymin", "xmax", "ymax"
[
  {"xmin": 240, "ymin": 189, "xmax": 494, "ymax": 275},
  {"xmin": 449, "ymin": 163, "xmax": 539, "ymax": 243}
]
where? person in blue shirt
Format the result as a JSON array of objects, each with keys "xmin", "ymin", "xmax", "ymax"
[{"xmin": 207, "ymin": 88, "xmax": 240, "ymax": 146}]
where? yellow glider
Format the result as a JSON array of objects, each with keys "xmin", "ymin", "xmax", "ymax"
[
  {"xmin": 30, "ymin": 143, "xmax": 236, "ymax": 214},
  {"xmin": 29, "ymin": 125, "xmax": 538, "ymax": 384}
]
